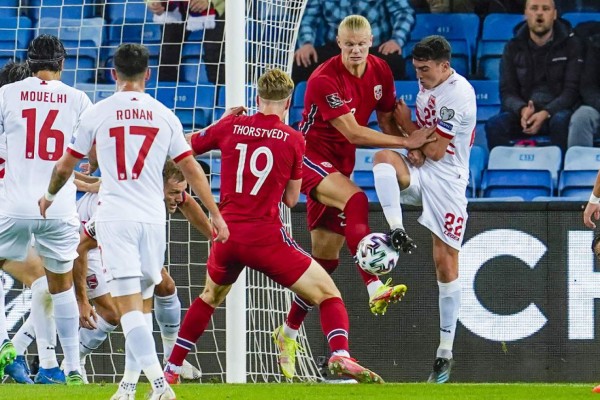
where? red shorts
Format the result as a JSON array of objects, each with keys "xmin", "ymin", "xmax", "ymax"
[
  {"xmin": 301, "ymin": 155, "xmax": 346, "ymax": 236},
  {"xmin": 207, "ymin": 228, "xmax": 312, "ymax": 288}
]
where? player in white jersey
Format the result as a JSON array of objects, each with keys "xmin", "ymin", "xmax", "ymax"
[
  {"xmin": 371, "ymin": 35, "xmax": 476, "ymax": 384},
  {"xmin": 0, "ymin": 35, "xmax": 92, "ymax": 384},
  {"xmin": 40, "ymin": 43, "xmax": 228, "ymax": 400}
]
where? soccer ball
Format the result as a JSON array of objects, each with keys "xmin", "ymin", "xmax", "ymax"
[{"xmin": 356, "ymin": 233, "xmax": 399, "ymax": 276}]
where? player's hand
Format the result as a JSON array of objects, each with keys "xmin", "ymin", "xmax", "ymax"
[
  {"xmin": 394, "ymin": 98, "xmax": 412, "ymax": 129},
  {"xmin": 405, "ymin": 125, "xmax": 436, "ymax": 149},
  {"xmin": 294, "ymin": 44, "xmax": 318, "ymax": 68},
  {"xmin": 523, "ymin": 110, "xmax": 548, "ymax": 135},
  {"xmin": 146, "ymin": 1, "xmax": 166, "ymax": 15},
  {"xmin": 584, "ymin": 202, "xmax": 600, "ymax": 229},
  {"xmin": 520, "ymin": 100, "xmax": 535, "ymax": 131},
  {"xmin": 407, "ymin": 149, "xmax": 425, "ymax": 167},
  {"xmin": 78, "ymin": 299, "xmax": 98, "ymax": 330},
  {"xmin": 378, "ymin": 39, "xmax": 401, "ymax": 55},
  {"xmin": 221, "ymin": 106, "xmax": 247, "ymax": 119},
  {"xmin": 211, "ymin": 214, "xmax": 230, "ymax": 243},
  {"xmin": 38, "ymin": 196, "xmax": 53, "ymax": 219}
]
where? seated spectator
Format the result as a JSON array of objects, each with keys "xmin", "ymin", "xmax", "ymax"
[
  {"xmin": 146, "ymin": 0, "xmax": 225, "ymax": 84},
  {"xmin": 568, "ymin": 23, "xmax": 600, "ymax": 148},
  {"xmin": 291, "ymin": 0, "xmax": 414, "ymax": 83},
  {"xmin": 410, "ymin": 0, "xmax": 524, "ymax": 16},
  {"xmin": 425, "ymin": 0, "xmax": 476, "ymax": 13},
  {"xmin": 485, "ymin": 0, "xmax": 583, "ymax": 154}
]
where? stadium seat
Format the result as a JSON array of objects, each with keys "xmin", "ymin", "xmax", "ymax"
[
  {"xmin": 477, "ymin": 14, "xmax": 524, "ymax": 80},
  {"xmin": 563, "ymin": 146, "xmax": 600, "ymax": 171},
  {"xmin": 353, "ymin": 148, "xmax": 378, "ymax": 196},
  {"xmin": 104, "ymin": 0, "xmax": 152, "ymax": 23},
  {"xmin": 471, "ymin": 80, "xmax": 500, "ymax": 123},
  {"xmin": 368, "ymin": 112, "xmax": 381, "ymax": 131},
  {"xmin": 394, "ymin": 80, "xmax": 419, "ymax": 107},
  {"xmin": 405, "ymin": 13, "xmax": 480, "ymax": 79},
  {"xmin": 558, "ymin": 170, "xmax": 597, "ymax": 199},
  {"xmin": 487, "ymin": 145, "xmax": 562, "ymax": 187},
  {"xmin": 563, "ymin": 12, "xmax": 600, "ymax": 28},
  {"xmin": 469, "ymin": 196, "xmax": 524, "ymax": 202},
  {"xmin": 468, "ymin": 145, "xmax": 487, "ymax": 198},
  {"xmin": 75, "ymin": 83, "xmax": 114, "ymax": 103},
  {"xmin": 180, "ymin": 62, "xmax": 210, "ymax": 84},
  {"xmin": 0, "ymin": 0, "xmax": 19, "ymax": 17},
  {"xmin": 0, "ymin": 17, "xmax": 33, "ymax": 63},
  {"xmin": 289, "ymin": 107, "xmax": 303, "ymax": 129},
  {"xmin": 26, "ymin": 0, "xmax": 96, "ymax": 21},
  {"xmin": 292, "ymin": 81, "xmax": 306, "ymax": 108},
  {"xmin": 481, "ymin": 169, "xmax": 553, "ymax": 201}
]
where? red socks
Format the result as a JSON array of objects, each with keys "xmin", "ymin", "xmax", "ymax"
[
  {"xmin": 319, "ymin": 297, "xmax": 349, "ymax": 353},
  {"xmin": 168, "ymin": 297, "xmax": 214, "ymax": 367},
  {"xmin": 344, "ymin": 192, "xmax": 378, "ymax": 285}
]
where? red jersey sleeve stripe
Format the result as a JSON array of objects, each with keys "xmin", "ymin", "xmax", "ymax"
[
  {"xmin": 67, "ymin": 147, "xmax": 85, "ymax": 159},
  {"xmin": 436, "ymin": 127, "xmax": 454, "ymax": 140},
  {"xmin": 173, "ymin": 150, "xmax": 193, "ymax": 163}
]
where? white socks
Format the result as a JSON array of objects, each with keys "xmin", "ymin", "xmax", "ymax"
[
  {"xmin": 154, "ymin": 291, "xmax": 181, "ymax": 359},
  {"xmin": 373, "ymin": 163, "xmax": 404, "ymax": 230},
  {"xmin": 30, "ymin": 277, "xmax": 58, "ymax": 368},
  {"xmin": 79, "ymin": 314, "xmax": 117, "ymax": 358},
  {"xmin": 366, "ymin": 280, "xmax": 384, "ymax": 298},
  {"xmin": 51, "ymin": 288, "xmax": 79, "ymax": 373},
  {"xmin": 11, "ymin": 317, "xmax": 35, "ymax": 355},
  {"xmin": 0, "ymin": 278, "xmax": 8, "ymax": 342},
  {"xmin": 282, "ymin": 323, "xmax": 298, "ymax": 341},
  {"xmin": 437, "ymin": 279, "xmax": 461, "ymax": 360}
]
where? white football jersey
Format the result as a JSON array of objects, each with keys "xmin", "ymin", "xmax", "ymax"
[
  {"xmin": 68, "ymin": 91, "xmax": 192, "ymax": 224},
  {"xmin": 415, "ymin": 70, "xmax": 477, "ymax": 181},
  {"xmin": 0, "ymin": 77, "xmax": 92, "ymax": 218}
]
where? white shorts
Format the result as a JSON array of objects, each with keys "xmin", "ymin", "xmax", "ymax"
[
  {"xmin": 96, "ymin": 221, "xmax": 165, "ymax": 297},
  {"xmin": 0, "ymin": 216, "xmax": 79, "ymax": 271},
  {"xmin": 400, "ymin": 158, "xmax": 468, "ymax": 250},
  {"xmin": 86, "ymin": 251, "xmax": 110, "ymax": 299}
]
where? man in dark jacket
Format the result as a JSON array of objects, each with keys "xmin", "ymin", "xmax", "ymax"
[
  {"xmin": 568, "ymin": 28, "xmax": 600, "ymax": 148},
  {"xmin": 485, "ymin": 0, "xmax": 583, "ymax": 153}
]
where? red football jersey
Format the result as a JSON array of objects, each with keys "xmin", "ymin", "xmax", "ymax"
[
  {"xmin": 299, "ymin": 54, "xmax": 396, "ymax": 176},
  {"xmin": 191, "ymin": 112, "xmax": 305, "ymax": 243}
]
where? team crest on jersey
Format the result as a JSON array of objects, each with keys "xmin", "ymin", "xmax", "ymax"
[
  {"xmin": 440, "ymin": 106, "xmax": 455, "ymax": 121},
  {"xmin": 326, "ymin": 93, "xmax": 343, "ymax": 108},
  {"xmin": 321, "ymin": 161, "xmax": 332, "ymax": 168},
  {"xmin": 374, "ymin": 85, "xmax": 382, "ymax": 100},
  {"xmin": 86, "ymin": 274, "xmax": 99, "ymax": 290},
  {"xmin": 427, "ymin": 95, "xmax": 436, "ymax": 109}
]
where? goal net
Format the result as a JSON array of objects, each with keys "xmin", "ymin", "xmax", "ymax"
[{"xmin": 1, "ymin": 0, "xmax": 323, "ymax": 384}]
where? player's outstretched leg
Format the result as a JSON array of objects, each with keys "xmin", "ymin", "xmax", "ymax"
[
  {"xmin": 4, "ymin": 355, "xmax": 33, "ymax": 384},
  {"xmin": 368, "ymin": 278, "xmax": 407, "ymax": 316},
  {"xmin": 272, "ymin": 324, "xmax": 302, "ymax": 379},
  {"xmin": 390, "ymin": 228, "xmax": 417, "ymax": 254},
  {"xmin": 427, "ymin": 357, "xmax": 454, "ymax": 384},
  {"xmin": 0, "ymin": 339, "xmax": 17, "ymax": 379}
]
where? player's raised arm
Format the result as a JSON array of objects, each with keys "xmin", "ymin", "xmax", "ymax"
[
  {"xmin": 177, "ymin": 155, "xmax": 229, "ymax": 242},
  {"xmin": 179, "ymin": 194, "xmax": 213, "ymax": 239},
  {"xmin": 39, "ymin": 152, "xmax": 81, "ymax": 218}
]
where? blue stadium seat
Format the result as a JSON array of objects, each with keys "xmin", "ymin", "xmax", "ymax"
[
  {"xmin": 563, "ymin": 146, "xmax": 600, "ymax": 171},
  {"xmin": 75, "ymin": 83, "xmax": 114, "ymax": 103},
  {"xmin": 353, "ymin": 148, "xmax": 378, "ymax": 194},
  {"xmin": 174, "ymin": 84, "xmax": 197, "ymax": 109},
  {"xmin": 289, "ymin": 107, "xmax": 303, "ymax": 129},
  {"xmin": 477, "ymin": 14, "xmax": 523, "ymax": 80},
  {"xmin": 292, "ymin": 81, "xmax": 307, "ymax": 108},
  {"xmin": 104, "ymin": 0, "xmax": 152, "ymax": 23},
  {"xmin": 469, "ymin": 196, "xmax": 524, "ymax": 202},
  {"xmin": 471, "ymin": 80, "xmax": 501, "ymax": 123},
  {"xmin": 563, "ymin": 12, "xmax": 600, "ymax": 28},
  {"xmin": 558, "ymin": 170, "xmax": 597, "ymax": 199},
  {"xmin": 368, "ymin": 112, "xmax": 381, "ymax": 131},
  {"xmin": 180, "ymin": 62, "xmax": 210, "ymax": 84},
  {"xmin": 468, "ymin": 145, "xmax": 487, "ymax": 198},
  {"xmin": 405, "ymin": 13, "xmax": 480, "ymax": 78},
  {"xmin": 0, "ymin": 17, "xmax": 33, "ymax": 63},
  {"xmin": 481, "ymin": 169, "xmax": 553, "ymax": 201},
  {"xmin": 394, "ymin": 80, "xmax": 419, "ymax": 107},
  {"xmin": 487, "ymin": 146, "xmax": 562, "ymax": 187},
  {"xmin": 0, "ymin": 0, "xmax": 19, "ymax": 17},
  {"xmin": 26, "ymin": 0, "xmax": 96, "ymax": 21}
]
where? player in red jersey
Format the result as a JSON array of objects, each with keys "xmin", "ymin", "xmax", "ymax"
[
  {"xmin": 275, "ymin": 14, "xmax": 436, "ymax": 378},
  {"xmin": 163, "ymin": 69, "xmax": 383, "ymax": 384}
]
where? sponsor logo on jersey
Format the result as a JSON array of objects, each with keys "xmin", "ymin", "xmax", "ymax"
[
  {"xmin": 438, "ymin": 120, "xmax": 454, "ymax": 131},
  {"xmin": 326, "ymin": 93, "xmax": 343, "ymax": 108},
  {"xmin": 86, "ymin": 274, "xmax": 99, "ymax": 290},
  {"xmin": 321, "ymin": 161, "xmax": 332, "ymax": 168},
  {"xmin": 374, "ymin": 85, "xmax": 382, "ymax": 100},
  {"xmin": 440, "ymin": 106, "xmax": 455, "ymax": 121}
]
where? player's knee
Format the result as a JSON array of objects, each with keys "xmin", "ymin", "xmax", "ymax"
[
  {"xmin": 199, "ymin": 287, "xmax": 226, "ymax": 308},
  {"xmin": 373, "ymin": 149, "xmax": 397, "ymax": 165},
  {"xmin": 101, "ymin": 310, "xmax": 120, "ymax": 327},
  {"xmin": 154, "ymin": 275, "xmax": 176, "ymax": 297}
]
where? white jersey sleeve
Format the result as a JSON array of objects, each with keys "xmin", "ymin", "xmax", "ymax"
[{"xmin": 0, "ymin": 77, "xmax": 93, "ymax": 219}]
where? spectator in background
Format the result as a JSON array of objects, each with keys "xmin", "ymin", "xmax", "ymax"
[
  {"xmin": 425, "ymin": 0, "xmax": 475, "ymax": 12},
  {"xmin": 485, "ymin": 0, "xmax": 583, "ymax": 154},
  {"xmin": 146, "ymin": 0, "xmax": 225, "ymax": 84},
  {"xmin": 292, "ymin": 0, "xmax": 414, "ymax": 83},
  {"xmin": 568, "ymin": 26, "xmax": 600, "ymax": 148}
]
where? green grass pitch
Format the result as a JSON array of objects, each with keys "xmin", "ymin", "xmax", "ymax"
[{"xmin": 0, "ymin": 383, "xmax": 597, "ymax": 400}]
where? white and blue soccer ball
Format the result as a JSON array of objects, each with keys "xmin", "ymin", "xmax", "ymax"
[{"xmin": 356, "ymin": 233, "xmax": 399, "ymax": 275}]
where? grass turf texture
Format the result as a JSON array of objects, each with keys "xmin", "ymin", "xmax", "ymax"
[{"xmin": 0, "ymin": 383, "xmax": 597, "ymax": 400}]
